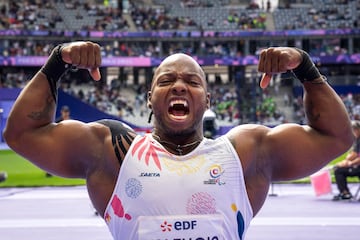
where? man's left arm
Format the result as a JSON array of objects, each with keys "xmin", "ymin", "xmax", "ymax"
[{"xmin": 258, "ymin": 47, "xmax": 354, "ymax": 180}]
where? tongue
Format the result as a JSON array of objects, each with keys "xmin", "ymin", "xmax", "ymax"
[
  {"xmin": 171, "ymin": 110, "xmax": 186, "ymax": 116},
  {"xmin": 170, "ymin": 104, "xmax": 188, "ymax": 116}
]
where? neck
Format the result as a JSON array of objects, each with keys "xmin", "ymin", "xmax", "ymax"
[{"xmin": 152, "ymin": 133, "xmax": 203, "ymax": 155}]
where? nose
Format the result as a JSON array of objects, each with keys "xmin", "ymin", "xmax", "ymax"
[{"xmin": 171, "ymin": 79, "xmax": 187, "ymax": 94}]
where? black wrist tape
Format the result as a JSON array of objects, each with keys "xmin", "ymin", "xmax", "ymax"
[
  {"xmin": 40, "ymin": 44, "xmax": 70, "ymax": 102},
  {"xmin": 292, "ymin": 49, "xmax": 321, "ymax": 83}
]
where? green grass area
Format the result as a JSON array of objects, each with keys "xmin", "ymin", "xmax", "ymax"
[
  {"xmin": 0, "ymin": 150, "xmax": 85, "ymax": 188},
  {"xmin": 0, "ymin": 149, "xmax": 356, "ymax": 188}
]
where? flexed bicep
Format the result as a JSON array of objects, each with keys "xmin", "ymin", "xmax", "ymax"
[
  {"xmin": 17, "ymin": 120, "xmax": 104, "ymax": 178},
  {"xmin": 266, "ymin": 124, "xmax": 345, "ymax": 181}
]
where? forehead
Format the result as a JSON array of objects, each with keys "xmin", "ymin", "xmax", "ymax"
[{"xmin": 153, "ymin": 53, "xmax": 205, "ymax": 80}]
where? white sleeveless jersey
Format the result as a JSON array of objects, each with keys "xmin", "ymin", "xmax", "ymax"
[{"xmin": 104, "ymin": 134, "xmax": 253, "ymax": 240}]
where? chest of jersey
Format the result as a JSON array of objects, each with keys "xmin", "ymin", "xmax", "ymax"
[{"xmin": 104, "ymin": 135, "xmax": 253, "ymax": 240}]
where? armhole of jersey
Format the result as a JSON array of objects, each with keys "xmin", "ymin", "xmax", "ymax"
[
  {"xmin": 96, "ymin": 119, "xmax": 137, "ymax": 165},
  {"xmin": 219, "ymin": 136, "xmax": 254, "ymax": 218},
  {"xmin": 103, "ymin": 134, "xmax": 143, "ymax": 220}
]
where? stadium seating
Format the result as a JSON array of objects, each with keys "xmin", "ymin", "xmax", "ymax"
[{"xmin": 0, "ymin": 0, "xmax": 359, "ymax": 132}]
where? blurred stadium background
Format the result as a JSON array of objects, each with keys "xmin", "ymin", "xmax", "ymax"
[{"xmin": 0, "ymin": 0, "xmax": 359, "ymax": 139}]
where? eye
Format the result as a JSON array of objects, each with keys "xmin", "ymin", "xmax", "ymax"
[
  {"xmin": 158, "ymin": 78, "xmax": 173, "ymax": 86},
  {"xmin": 188, "ymin": 79, "xmax": 201, "ymax": 86}
]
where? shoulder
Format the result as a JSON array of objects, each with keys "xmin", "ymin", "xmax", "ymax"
[
  {"xmin": 224, "ymin": 124, "xmax": 272, "ymax": 172},
  {"xmin": 94, "ymin": 119, "xmax": 137, "ymax": 135},
  {"xmin": 82, "ymin": 119, "xmax": 138, "ymax": 150},
  {"xmin": 93, "ymin": 119, "xmax": 138, "ymax": 162},
  {"xmin": 225, "ymin": 124, "xmax": 270, "ymax": 144}
]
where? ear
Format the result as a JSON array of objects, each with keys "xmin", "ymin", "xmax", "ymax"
[
  {"xmin": 206, "ymin": 92, "xmax": 211, "ymax": 109},
  {"xmin": 147, "ymin": 91, "xmax": 152, "ymax": 109}
]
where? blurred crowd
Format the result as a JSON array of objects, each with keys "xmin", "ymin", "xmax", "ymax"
[{"xmin": 0, "ymin": 0, "xmax": 358, "ymax": 32}]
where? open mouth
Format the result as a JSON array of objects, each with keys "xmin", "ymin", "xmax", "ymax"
[{"xmin": 168, "ymin": 99, "xmax": 189, "ymax": 119}]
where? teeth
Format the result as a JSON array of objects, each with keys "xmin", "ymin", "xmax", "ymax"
[{"xmin": 170, "ymin": 99, "xmax": 188, "ymax": 107}]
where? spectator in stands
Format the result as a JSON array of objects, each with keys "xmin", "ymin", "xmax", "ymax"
[
  {"xmin": 332, "ymin": 120, "xmax": 360, "ymax": 201},
  {"xmin": 266, "ymin": 0, "xmax": 271, "ymax": 12},
  {"xmin": 55, "ymin": 105, "xmax": 71, "ymax": 122},
  {"xmin": 3, "ymin": 42, "xmax": 353, "ymax": 239}
]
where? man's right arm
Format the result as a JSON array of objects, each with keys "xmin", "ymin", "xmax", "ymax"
[{"xmin": 3, "ymin": 42, "xmax": 103, "ymax": 178}]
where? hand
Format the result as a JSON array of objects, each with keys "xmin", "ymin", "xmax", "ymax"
[
  {"xmin": 337, "ymin": 160, "xmax": 351, "ymax": 168},
  {"xmin": 61, "ymin": 41, "xmax": 102, "ymax": 81},
  {"xmin": 258, "ymin": 47, "xmax": 302, "ymax": 89}
]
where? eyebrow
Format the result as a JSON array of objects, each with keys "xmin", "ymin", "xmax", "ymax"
[
  {"xmin": 151, "ymin": 70, "xmax": 206, "ymax": 91},
  {"xmin": 157, "ymin": 71, "xmax": 203, "ymax": 80}
]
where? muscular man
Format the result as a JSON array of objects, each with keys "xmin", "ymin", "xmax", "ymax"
[{"xmin": 3, "ymin": 42, "xmax": 353, "ymax": 239}]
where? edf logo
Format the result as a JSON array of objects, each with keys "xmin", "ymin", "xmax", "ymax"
[
  {"xmin": 160, "ymin": 220, "xmax": 197, "ymax": 232},
  {"xmin": 174, "ymin": 220, "xmax": 197, "ymax": 230}
]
